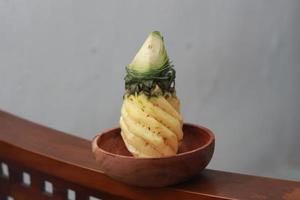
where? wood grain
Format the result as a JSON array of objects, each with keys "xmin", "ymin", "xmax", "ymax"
[
  {"xmin": 92, "ymin": 124, "xmax": 214, "ymax": 187},
  {"xmin": 0, "ymin": 110, "xmax": 300, "ymax": 200}
]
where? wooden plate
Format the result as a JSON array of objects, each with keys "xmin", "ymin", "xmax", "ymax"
[{"xmin": 92, "ymin": 123, "xmax": 215, "ymax": 187}]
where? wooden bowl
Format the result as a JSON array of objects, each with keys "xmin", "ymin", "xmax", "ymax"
[{"xmin": 92, "ymin": 123, "xmax": 215, "ymax": 187}]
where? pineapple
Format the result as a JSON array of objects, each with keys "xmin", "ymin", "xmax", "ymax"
[{"xmin": 120, "ymin": 31, "xmax": 183, "ymax": 158}]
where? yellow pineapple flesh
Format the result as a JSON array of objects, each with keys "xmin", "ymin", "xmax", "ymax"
[{"xmin": 120, "ymin": 31, "xmax": 183, "ymax": 157}]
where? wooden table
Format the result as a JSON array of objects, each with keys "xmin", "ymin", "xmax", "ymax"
[{"xmin": 0, "ymin": 110, "xmax": 299, "ymax": 199}]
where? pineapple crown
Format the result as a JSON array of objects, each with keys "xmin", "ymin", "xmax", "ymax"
[{"xmin": 124, "ymin": 31, "xmax": 176, "ymax": 97}]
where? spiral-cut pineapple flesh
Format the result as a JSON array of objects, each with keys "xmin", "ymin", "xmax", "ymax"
[{"xmin": 120, "ymin": 94, "xmax": 183, "ymax": 158}]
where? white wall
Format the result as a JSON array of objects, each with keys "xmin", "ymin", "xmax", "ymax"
[{"xmin": 1, "ymin": 0, "xmax": 299, "ymax": 181}]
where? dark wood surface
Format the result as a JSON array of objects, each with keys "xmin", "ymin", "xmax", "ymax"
[{"xmin": 0, "ymin": 110, "xmax": 300, "ymax": 199}]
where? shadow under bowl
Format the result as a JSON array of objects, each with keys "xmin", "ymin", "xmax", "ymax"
[{"xmin": 92, "ymin": 123, "xmax": 215, "ymax": 187}]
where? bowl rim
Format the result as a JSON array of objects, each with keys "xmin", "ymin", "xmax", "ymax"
[{"xmin": 92, "ymin": 123, "xmax": 215, "ymax": 160}]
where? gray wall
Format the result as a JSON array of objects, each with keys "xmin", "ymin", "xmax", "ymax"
[{"xmin": 1, "ymin": 1, "xmax": 299, "ymax": 181}]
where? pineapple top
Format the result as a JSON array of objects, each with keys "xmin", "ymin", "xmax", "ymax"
[{"xmin": 125, "ymin": 31, "xmax": 176, "ymax": 97}]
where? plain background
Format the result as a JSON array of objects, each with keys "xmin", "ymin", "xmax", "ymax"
[{"xmin": 0, "ymin": 1, "xmax": 299, "ymax": 181}]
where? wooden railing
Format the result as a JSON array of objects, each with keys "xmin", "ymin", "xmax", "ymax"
[{"xmin": 0, "ymin": 110, "xmax": 299, "ymax": 200}]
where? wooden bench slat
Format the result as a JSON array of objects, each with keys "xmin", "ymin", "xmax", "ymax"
[{"xmin": 0, "ymin": 110, "xmax": 299, "ymax": 200}]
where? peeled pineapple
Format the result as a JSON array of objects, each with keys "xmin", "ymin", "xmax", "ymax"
[{"xmin": 120, "ymin": 31, "xmax": 183, "ymax": 158}]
